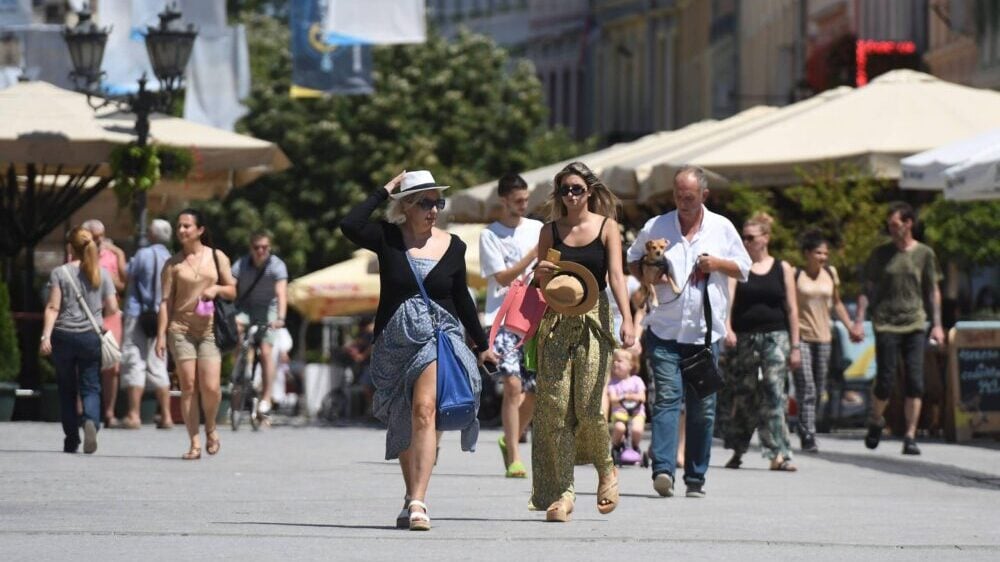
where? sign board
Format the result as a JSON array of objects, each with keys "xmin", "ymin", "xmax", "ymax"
[{"xmin": 946, "ymin": 323, "xmax": 1000, "ymax": 441}]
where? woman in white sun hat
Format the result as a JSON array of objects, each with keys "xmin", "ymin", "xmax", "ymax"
[{"xmin": 341, "ymin": 170, "xmax": 499, "ymax": 531}]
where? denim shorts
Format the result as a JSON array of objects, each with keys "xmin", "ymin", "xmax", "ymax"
[{"xmin": 492, "ymin": 327, "xmax": 537, "ymax": 393}]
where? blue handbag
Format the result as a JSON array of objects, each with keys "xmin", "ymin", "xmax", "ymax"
[{"xmin": 406, "ymin": 253, "xmax": 477, "ymax": 431}]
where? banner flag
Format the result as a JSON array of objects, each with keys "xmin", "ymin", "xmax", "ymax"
[
  {"xmin": 322, "ymin": 0, "xmax": 425, "ymax": 46},
  {"xmin": 291, "ymin": 0, "xmax": 372, "ymax": 97}
]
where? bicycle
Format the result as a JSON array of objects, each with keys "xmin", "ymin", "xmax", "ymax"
[{"xmin": 230, "ymin": 323, "xmax": 268, "ymax": 431}]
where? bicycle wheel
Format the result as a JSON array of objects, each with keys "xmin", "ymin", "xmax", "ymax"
[{"xmin": 249, "ymin": 354, "xmax": 262, "ymax": 431}]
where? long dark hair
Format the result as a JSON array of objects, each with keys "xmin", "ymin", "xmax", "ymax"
[{"xmin": 178, "ymin": 208, "xmax": 213, "ymax": 247}]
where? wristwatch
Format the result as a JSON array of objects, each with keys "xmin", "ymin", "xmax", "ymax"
[{"xmin": 40, "ymin": 335, "xmax": 48, "ymax": 342}]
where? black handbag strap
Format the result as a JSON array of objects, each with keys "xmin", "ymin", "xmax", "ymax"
[
  {"xmin": 233, "ymin": 255, "xmax": 270, "ymax": 307},
  {"xmin": 701, "ymin": 274, "xmax": 712, "ymax": 349},
  {"xmin": 143, "ymin": 251, "xmax": 160, "ymax": 313}
]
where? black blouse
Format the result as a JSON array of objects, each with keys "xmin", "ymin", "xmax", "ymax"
[{"xmin": 339, "ymin": 189, "xmax": 488, "ymax": 351}]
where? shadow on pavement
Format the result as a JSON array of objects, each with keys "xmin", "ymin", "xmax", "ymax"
[
  {"xmin": 0, "ymin": 449, "xmax": 183, "ymax": 460},
  {"xmin": 215, "ymin": 521, "xmax": 396, "ymax": 531},
  {"xmin": 817, "ymin": 450, "xmax": 1000, "ymax": 491}
]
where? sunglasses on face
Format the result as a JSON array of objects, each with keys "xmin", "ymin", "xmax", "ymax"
[
  {"xmin": 415, "ymin": 197, "xmax": 446, "ymax": 211},
  {"xmin": 253, "ymin": 244, "xmax": 270, "ymax": 251},
  {"xmin": 742, "ymin": 234, "xmax": 757, "ymax": 243},
  {"xmin": 557, "ymin": 184, "xmax": 587, "ymax": 197}
]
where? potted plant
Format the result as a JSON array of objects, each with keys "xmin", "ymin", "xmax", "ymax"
[{"xmin": 0, "ymin": 278, "xmax": 20, "ymax": 421}]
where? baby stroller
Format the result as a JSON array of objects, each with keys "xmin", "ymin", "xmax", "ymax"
[{"xmin": 611, "ymin": 399, "xmax": 650, "ymax": 467}]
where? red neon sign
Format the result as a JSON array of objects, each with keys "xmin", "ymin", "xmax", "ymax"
[{"xmin": 855, "ymin": 39, "xmax": 917, "ymax": 86}]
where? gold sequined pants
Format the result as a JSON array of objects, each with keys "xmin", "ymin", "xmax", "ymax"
[{"xmin": 530, "ymin": 294, "xmax": 616, "ymax": 510}]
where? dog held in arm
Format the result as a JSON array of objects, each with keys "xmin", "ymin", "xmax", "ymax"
[{"xmin": 636, "ymin": 238, "xmax": 680, "ymax": 308}]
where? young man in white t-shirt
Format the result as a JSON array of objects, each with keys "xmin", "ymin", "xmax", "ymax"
[{"xmin": 479, "ymin": 173, "xmax": 544, "ymax": 478}]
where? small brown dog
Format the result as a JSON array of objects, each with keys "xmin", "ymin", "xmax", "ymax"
[{"xmin": 635, "ymin": 238, "xmax": 680, "ymax": 308}]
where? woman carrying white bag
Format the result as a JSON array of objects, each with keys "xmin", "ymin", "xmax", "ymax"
[{"xmin": 40, "ymin": 227, "xmax": 119, "ymax": 454}]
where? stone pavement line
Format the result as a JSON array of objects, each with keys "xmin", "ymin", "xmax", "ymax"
[
  {"xmin": 1, "ymin": 423, "xmax": 1000, "ymax": 561},
  {"xmin": 0, "ymin": 529, "xmax": 998, "ymax": 551}
]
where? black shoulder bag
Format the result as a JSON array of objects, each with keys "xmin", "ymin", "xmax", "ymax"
[
  {"xmin": 679, "ymin": 275, "xmax": 725, "ymax": 399},
  {"xmin": 211, "ymin": 249, "xmax": 241, "ymax": 352}
]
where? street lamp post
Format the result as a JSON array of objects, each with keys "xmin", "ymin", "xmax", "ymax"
[{"xmin": 63, "ymin": 3, "xmax": 197, "ymax": 249}]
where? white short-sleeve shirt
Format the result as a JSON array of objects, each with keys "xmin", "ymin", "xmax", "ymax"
[
  {"xmin": 479, "ymin": 218, "xmax": 544, "ymax": 325},
  {"xmin": 627, "ymin": 207, "xmax": 750, "ymax": 344}
]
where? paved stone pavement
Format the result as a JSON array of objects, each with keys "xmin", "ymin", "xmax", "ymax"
[{"xmin": 1, "ymin": 421, "xmax": 998, "ymax": 561}]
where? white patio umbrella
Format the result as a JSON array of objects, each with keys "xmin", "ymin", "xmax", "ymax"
[
  {"xmin": 661, "ymin": 70, "xmax": 1000, "ymax": 189},
  {"xmin": 900, "ymin": 128, "xmax": 1000, "ymax": 191},
  {"xmin": 943, "ymin": 146, "xmax": 1000, "ymax": 201}
]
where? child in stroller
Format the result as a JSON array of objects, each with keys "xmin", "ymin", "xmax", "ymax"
[{"xmin": 606, "ymin": 348, "xmax": 649, "ymax": 467}]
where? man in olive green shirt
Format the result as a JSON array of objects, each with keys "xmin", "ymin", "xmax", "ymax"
[{"xmin": 855, "ymin": 202, "xmax": 944, "ymax": 455}]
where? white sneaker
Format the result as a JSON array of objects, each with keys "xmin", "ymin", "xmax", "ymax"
[{"xmin": 653, "ymin": 473, "xmax": 674, "ymax": 497}]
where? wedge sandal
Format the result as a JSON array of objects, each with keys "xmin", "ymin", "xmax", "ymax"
[{"xmin": 408, "ymin": 500, "xmax": 430, "ymax": 531}]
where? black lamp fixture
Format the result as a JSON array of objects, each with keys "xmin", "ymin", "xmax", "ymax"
[{"xmin": 62, "ymin": 2, "xmax": 198, "ymax": 248}]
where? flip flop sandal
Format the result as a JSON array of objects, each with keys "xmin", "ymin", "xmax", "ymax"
[
  {"xmin": 597, "ymin": 468, "xmax": 619, "ymax": 514},
  {"xmin": 206, "ymin": 431, "xmax": 221, "ymax": 455},
  {"xmin": 770, "ymin": 459, "xmax": 798, "ymax": 472},
  {"xmin": 182, "ymin": 446, "xmax": 201, "ymax": 460},
  {"xmin": 505, "ymin": 460, "xmax": 527, "ymax": 478}
]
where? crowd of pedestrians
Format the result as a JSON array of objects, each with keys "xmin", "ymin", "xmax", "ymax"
[
  {"xmin": 36, "ymin": 161, "xmax": 947, "ymax": 532},
  {"xmin": 40, "ymin": 211, "xmax": 291, "ymax": 459}
]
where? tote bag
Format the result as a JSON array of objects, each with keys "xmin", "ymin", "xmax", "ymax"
[
  {"xmin": 487, "ymin": 273, "xmax": 547, "ymax": 350},
  {"xmin": 405, "ymin": 254, "xmax": 477, "ymax": 431}
]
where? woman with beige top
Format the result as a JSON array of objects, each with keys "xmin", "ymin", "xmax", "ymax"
[
  {"xmin": 792, "ymin": 231, "xmax": 863, "ymax": 452},
  {"xmin": 155, "ymin": 209, "xmax": 237, "ymax": 460}
]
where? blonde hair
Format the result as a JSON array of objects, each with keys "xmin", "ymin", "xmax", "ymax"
[
  {"xmin": 67, "ymin": 226, "xmax": 101, "ymax": 287},
  {"xmin": 744, "ymin": 211, "xmax": 774, "ymax": 235},
  {"xmin": 385, "ymin": 191, "xmax": 442, "ymax": 225},
  {"xmin": 550, "ymin": 161, "xmax": 620, "ymax": 222},
  {"xmin": 613, "ymin": 348, "xmax": 639, "ymax": 375}
]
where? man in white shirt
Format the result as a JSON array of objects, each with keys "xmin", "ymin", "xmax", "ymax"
[
  {"xmin": 627, "ymin": 166, "xmax": 750, "ymax": 499},
  {"xmin": 480, "ymin": 173, "xmax": 544, "ymax": 478}
]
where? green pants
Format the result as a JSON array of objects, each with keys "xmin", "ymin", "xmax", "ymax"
[
  {"xmin": 530, "ymin": 294, "xmax": 616, "ymax": 510},
  {"xmin": 724, "ymin": 330, "xmax": 793, "ymax": 461}
]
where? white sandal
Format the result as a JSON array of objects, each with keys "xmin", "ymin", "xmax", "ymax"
[
  {"xmin": 408, "ymin": 500, "xmax": 431, "ymax": 531},
  {"xmin": 396, "ymin": 497, "xmax": 412, "ymax": 529}
]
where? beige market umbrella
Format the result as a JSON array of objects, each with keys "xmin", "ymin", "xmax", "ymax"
[
  {"xmin": 287, "ymin": 250, "xmax": 381, "ymax": 322},
  {"xmin": 633, "ymin": 88, "xmax": 853, "ymax": 204},
  {"xmin": 0, "ymin": 81, "xmax": 130, "ymax": 167},
  {"xmin": 0, "ymin": 81, "xmax": 290, "ymax": 183},
  {"xmin": 667, "ymin": 70, "xmax": 1000, "ymax": 189},
  {"xmin": 289, "ymin": 223, "xmax": 487, "ymax": 322},
  {"xmin": 447, "ymin": 129, "xmax": 702, "ymax": 223}
]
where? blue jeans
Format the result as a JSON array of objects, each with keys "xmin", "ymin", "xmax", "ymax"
[
  {"xmin": 645, "ymin": 331, "xmax": 719, "ymax": 486},
  {"xmin": 51, "ymin": 329, "xmax": 102, "ymax": 447}
]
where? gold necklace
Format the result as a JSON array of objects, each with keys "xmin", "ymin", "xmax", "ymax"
[{"xmin": 185, "ymin": 248, "xmax": 206, "ymax": 281}]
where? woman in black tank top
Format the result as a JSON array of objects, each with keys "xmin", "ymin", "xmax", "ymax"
[
  {"xmin": 528, "ymin": 161, "xmax": 634, "ymax": 522},
  {"xmin": 722, "ymin": 212, "xmax": 802, "ymax": 472}
]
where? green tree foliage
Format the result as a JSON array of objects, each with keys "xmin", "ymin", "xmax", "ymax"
[
  {"xmin": 0, "ymin": 278, "xmax": 20, "ymax": 382},
  {"xmin": 719, "ymin": 164, "xmax": 888, "ymax": 297},
  {"xmin": 921, "ymin": 197, "xmax": 1000, "ymax": 266},
  {"xmin": 198, "ymin": 14, "xmax": 592, "ymax": 276}
]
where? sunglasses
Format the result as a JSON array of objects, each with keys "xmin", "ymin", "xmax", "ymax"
[
  {"xmin": 742, "ymin": 234, "xmax": 757, "ymax": 243},
  {"xmin": 557, "ymin": 184, "xmax": 587, "ymax": 197},
  {"xmin": 415, "ymin": 197, "xmax": 446, "ymax": 211},
  {"xmin": 252, "ymin": 244, "xmax": 270, "ymax": 251}
]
